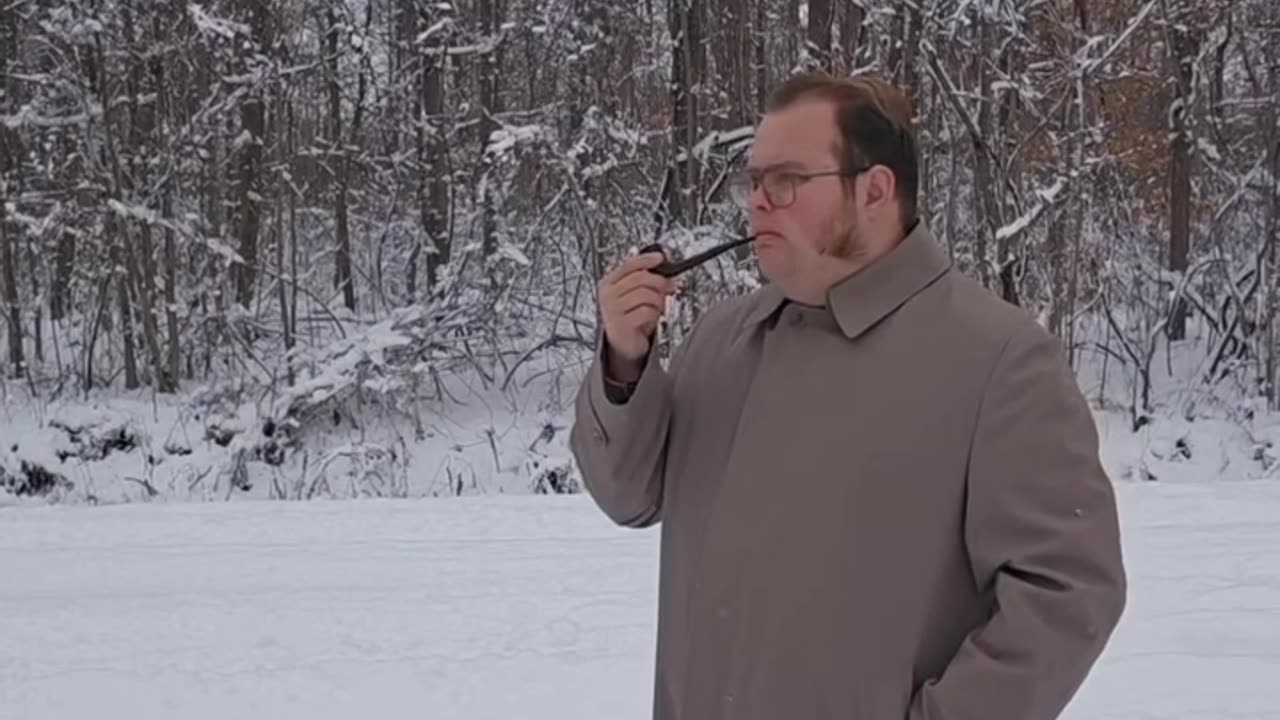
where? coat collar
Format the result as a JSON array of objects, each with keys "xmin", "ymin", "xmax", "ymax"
[{"xmin": 743, "ymin": 220, "xmax": 951, "ymax": 340}]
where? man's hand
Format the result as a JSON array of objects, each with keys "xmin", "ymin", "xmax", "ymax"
[{"xmin": 598, "ymin": 251, "xmax": 678, "ymax": 381}]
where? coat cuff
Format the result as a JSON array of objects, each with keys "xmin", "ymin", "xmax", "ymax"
[{"xmin": 584, "ymin": 337, "xmax": 670, "ymax": 447}]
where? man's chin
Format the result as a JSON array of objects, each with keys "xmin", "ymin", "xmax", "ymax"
[
  {"xmin": 754, "ymin": 251, "xmax": 790, "ymax": 282},
  {"xmin": 752, "ymin": 236, "xmax": 789, "ymax": 268}
]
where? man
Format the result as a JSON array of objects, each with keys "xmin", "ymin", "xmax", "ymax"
[{"xmin": 568, "ymin": 72, "xmax": 1126, "ymax": 720}]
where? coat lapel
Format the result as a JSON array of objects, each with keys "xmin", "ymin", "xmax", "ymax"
[
  {"xmin": 827, "ymin": 221, "xmax": 952, "ymax": 340},
  {"xmin": 739, "ymin": 221, "xmax": 952, "ymax": 341}
]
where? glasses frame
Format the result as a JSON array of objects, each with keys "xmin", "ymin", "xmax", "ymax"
[{"xmin": 728, "ymin": 164, "xmax": 872, "ymax": 209}]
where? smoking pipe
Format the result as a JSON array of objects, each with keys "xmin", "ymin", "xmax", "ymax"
[{"xmin": 639, "ymin": 234, "xmax": 757, "ymax": 277}]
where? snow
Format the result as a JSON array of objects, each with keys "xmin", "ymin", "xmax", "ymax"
[
  {"xmin": 186, "ymin": 3, "xmax": 250, "ymax": 41},
  {"xmin": 107, "ymin": 199, "xmax": 161, "ymax": 225},
  {"xmin": 1, "ymin": 484, "xmax": 1278, "ymax": 719},
  {"xmin": 486, "ymin": 124, "xmax": 550, "ymax": 156},
  {"xmin": 7, "ymin": 314, "xmax": 1280, "ymax": 506},
  {"xmin": 497, "ymin": 242, "xmax": 532, "ymax": 266},
  {"xmin": 0, "ymin": 496, "xmax": 657, "ymax": 719},
  {"xmin": 0, "ymin": 361, "xmax": 579, "ymax": 504},
  {"xmin": 994, "ymin": 176, "xmax": 1066, "ymax": 241},
  {"xmin": 414, "ymin": 19, "xmax": 453, "ymax": 45},
  {"xmin": 1198, "ymin": 137, "xmax": 1223, "ymax": 163},
  {"xmin": 1, "ymin": 104, "xmax": 97, "ymax": 130},
  {"xmin": 674, "ymin": 125, "xmax": 755, "ymax": 164},
  {"xmin": 421, "ymin": 39, "xmax": 502, "ymax": 58},
  {"xmin": 1068, "ymin": 483, "xmax": 1280, "ymax": 719},
  {"xmin": 1080, "ymin": 0, "xmax": 1159, "ymax": 76}
]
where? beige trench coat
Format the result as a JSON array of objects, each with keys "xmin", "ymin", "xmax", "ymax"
[{"xmin": 569, "ymin": 221, "xmax": 1127, "ymax": 720}]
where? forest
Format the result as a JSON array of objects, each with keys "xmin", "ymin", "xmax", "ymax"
[{"xmin": 1, "ymin": 0, "xmax": 1277, "ymax": 500}]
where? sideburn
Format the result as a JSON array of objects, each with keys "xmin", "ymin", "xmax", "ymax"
[{"xmin": 832, "ymin": 196, "xmax": 867, "ymax": 261}]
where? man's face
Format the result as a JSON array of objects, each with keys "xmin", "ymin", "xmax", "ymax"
[{"xmin": 745, "ymin": 98, "xmax": 860, "ymax": 288}]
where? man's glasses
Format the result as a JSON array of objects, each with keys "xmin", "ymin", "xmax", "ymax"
[{"xmin": 727, "ymin": 166, "xmax": 870, "ymax": 209}]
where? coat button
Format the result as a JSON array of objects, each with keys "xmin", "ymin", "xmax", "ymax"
[
  {"xmin": 724, "ymin": 693, "xmax": 735, "ymax": 704},
  {"xmin": 790, "ymin": 311, "xmax": 804, "ymax": 327},
  {"xmin": 591, "ymin": 428, "xmax": 605, "ymax": 445},
  {"xmin": 716, "ymin": 607, "xmax": 729, "ymax": 619}
]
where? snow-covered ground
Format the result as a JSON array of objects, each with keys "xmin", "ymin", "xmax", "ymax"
[
  {"xmin": 9, "ymin": 319, "xmax": 1280, "ymax": 506},
  {"xmin": 3, "ymin": 482, "xmax": 1278, "ymax": 720}
]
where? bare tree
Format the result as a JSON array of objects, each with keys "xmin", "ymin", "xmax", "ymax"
[
  {"xmin": 0, "ymin": 0, "xmax": 1266, "ymax": 444},
  {"xmin": 0, "ymin": 2, "xmax": 23, "ymax": 379}
]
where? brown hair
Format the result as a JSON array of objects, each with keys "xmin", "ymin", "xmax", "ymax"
[{"xmin": 765, "ymin": 72, "xmax": 919, "ymax": 229}]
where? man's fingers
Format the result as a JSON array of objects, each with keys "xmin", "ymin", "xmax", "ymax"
[
  {"xmin": 609, "ymin": 265, "xmax": 677, "ymax": 299},
  {"xmin": 612, "ymin": 286, "xmax": 668, "ymax": 316},
  {"xmin": 622, "ymin": 305, "xmax": 662, "ymax": 335},
  {"xmin": 602, "ymin": 250, "xmax": 667, "ymax": 286},
  {"xmin": 613, "ymin": 274, "xmax": 676, "ymax": 306},
  {"xmin": 598, "ymin": 249, "xmax": 677, "ymax": 346}
]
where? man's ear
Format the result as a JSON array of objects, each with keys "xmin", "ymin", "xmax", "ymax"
[{"xmin": 862, "ymin": 166, "xmax": 897, "ymax": 213}]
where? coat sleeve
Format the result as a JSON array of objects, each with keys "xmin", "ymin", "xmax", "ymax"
[
  {"xmin": 568, "ymin": 321, "xmax": 699, "ymax": 528},
  {"xmin": 907, "ymin": 322, "xmax": 1128, "ymax": 720}
]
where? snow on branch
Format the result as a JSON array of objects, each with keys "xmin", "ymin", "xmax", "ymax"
[
  {"xmin": 187, "ymin": 3, "xmax": 250, "ymax": 40},
  {"xmin": 420, "ymin": 29, "xmax": 503, "ymax": 58},
  {"xmin": 486, "ymin": 123, "xmax": 553, "ymax": 156},
  {"xmin": 673, "ymin": 126, "xmax": 755, "ymax": 165},
  {"xmin": 1078, "ymin": 0, "xmax": 1159, "ymax": 76},
  {"xmin": 106, "ymin": 199, "xmax": 246, "ymax": 266},
  {"xmin": 1, "ymin": 103, "xmax": 100, "ymax": 130},
  {"xmin": 272, "ymin": 298, "xmax": 489, "ymax": 441},
  {"xmin": 922, "ymin": 40, "xmax": 1024, "ymax": 212},
  {"xmin": 414, "ymin": 18, "xmax": 455, "ymax": 45},
  {"xmin": 995, "ymin": 177, "xmax": 1067, "ymax": 242}
]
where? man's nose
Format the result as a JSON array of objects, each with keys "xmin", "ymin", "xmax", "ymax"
[{"xmin": 750, "ymin": 180, "xmax": 772, "ymax": 211}]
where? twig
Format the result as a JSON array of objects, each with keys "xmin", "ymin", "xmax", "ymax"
[
  {"xmin": 500, "ymin": 333, "xmax": 592, "ymax": 392},
  {"xmin": 921, "ymin": 40, "xmax": 1024, "ymax": 213}
]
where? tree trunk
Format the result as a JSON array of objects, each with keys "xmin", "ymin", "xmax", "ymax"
[
  {"xmin": 0, "ymin": 5, "xmax": 23, "ymax": 379},
  {"xmin": 996, "ymin": 35, "xmax": 1023, "ymax": 305},
  {"xmin": 667, "ymin": 0, "xmax": 704, "ymax": 226},
  {"xmin": 122, "ymin": 2, "xmax": 167, "ymax": 390},
  {"xmin": 806, "ymin": 0, "xmax": 833, "ymax": 71},
  {"xmin": 128, "ymin": 224, "xmax": 166, "ymax": 389},
  {"xmin": 716, "ymin": 0, "xmax": 752, "ymax": 128},
  {"xmin": 416, "ymin": 44, "xmax": 449, "ymax": 295},
  {"xmin": 52, "ymin": 224, "xmax": 76, "ymax": 322},
  {"xmin": 839, "ymin": 2, "xmax": 865, "ymax": 75},
  {"xmin": 898, "ymin": 6, "xmax": 922, "ymax": 107},
  {"xmin": 1063, "ymin": 0, "xmax": 1092, "ymax": 362},
  {"xmin": 754, "ymin": 0, "xmax": 767, "ymax": 113},
  {"xmin": 152, "ymin": 13, "xmax": 180, "ymax": 391},
  {"xmin": 198, "ymin": 35, "xmax": 224, "ymax": 378},
  {"xmin": 1166, "ymin": 5, "xmax": 1198, "ymax": 341},
  {"xmin": 0, "ymin": 203, "xmax": 21, "ymax": 380},
  {"xmin": 109, "ymin": 216, "xmax": 139, "ymax": 390},
  {"xmin": 972, "ymin": 13, "xmax": 995, "ymax": 290},
  {"xmin": 326, "ymin": 5, "xmax": 356, "ymax": 312},
  {"xmin": 236, "ymin": 0, "xmax": 270, "ymax": 310},
  {"xmin": 476, "ymin": 0, "xmax": 504, "ymax": 290},
  {"xmin": 785, "ymin": 0, "xmax": 800, "ymax": 70},
  {"xmin": 1262, "ymin": 41, "xmax": 1279, "ymax": 407},
  {"xmin": 25, "ymin": 234, "xmax": 42, "ymax": 364}
]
